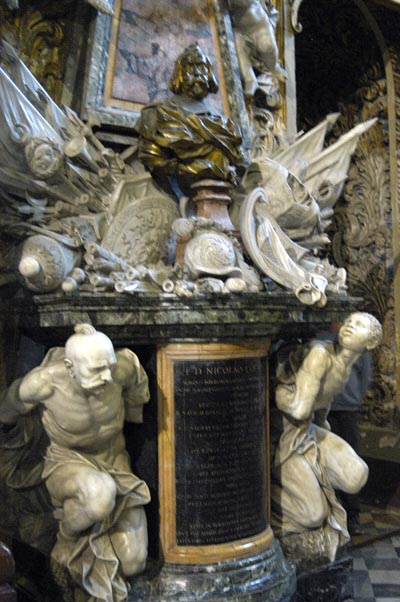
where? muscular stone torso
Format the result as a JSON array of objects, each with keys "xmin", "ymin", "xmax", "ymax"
[{"xmin": 39, "ymin": 361, "xmax": 125, "ymax": 454}]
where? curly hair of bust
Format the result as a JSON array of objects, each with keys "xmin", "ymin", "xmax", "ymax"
[
  {"xmin": 169, "ymin": 42, "xmax": 218, "ymax": 95},
  {"xmin": 365, "ymin": 313, "xmax": 383, "ymax": 347}
]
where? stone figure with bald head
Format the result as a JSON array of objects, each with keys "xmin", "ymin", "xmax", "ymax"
[{"xmin": 0, "ymin": 324, "xmax": 150, "ymax": 601}]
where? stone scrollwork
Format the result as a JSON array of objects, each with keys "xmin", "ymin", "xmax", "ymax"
[
  {"xmin": 0, "ymin": 37, "xmax": 377, "ymax": 306},
  {"xmin": 0, "ymin": 40, "xmax": 179, "ymax": 295},
  {"xmin": 289, "ymin": 0, "xmax": 304, "ymax": 33}
]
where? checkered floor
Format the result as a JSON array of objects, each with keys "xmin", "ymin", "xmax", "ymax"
[{"xmin": 350, "ymin": 506, "xmax": 400, "ymax": 602}]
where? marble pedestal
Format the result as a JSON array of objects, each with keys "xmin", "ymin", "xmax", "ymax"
[
  {"xmin": 151, "ymin": 340, "xmax": 295, "ymax": 601},
  {"xmin": 1, "ymin": 292, "xmax": 363, "ymax": 602},
  {"xmin": 130, "ymin": 541, "xmax": 294, "ymax": 601}
]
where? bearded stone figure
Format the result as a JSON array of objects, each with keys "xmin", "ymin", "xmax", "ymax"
[{"xmin": 0, "ymin": 324, "xmax": 150, "ymax": 601}]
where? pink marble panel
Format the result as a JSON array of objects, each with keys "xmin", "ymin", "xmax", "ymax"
[{"xmin": 109, "ymin": 0, "xmax": 225, "ymax": 111}]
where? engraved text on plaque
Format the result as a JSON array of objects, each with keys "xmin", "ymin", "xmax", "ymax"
[{"xmin": 174, "ymin": 356, "xmax": 268, "ymax": 545}]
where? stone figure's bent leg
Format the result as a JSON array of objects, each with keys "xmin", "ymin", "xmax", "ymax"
[
  {"xmin": 45, "ymin": 464, "xmax": 117, "ymax": 537},
  {"xmin": 271, "ymin": 453, "xmax": 329, "ymax": 531},
  {"xmin": 110, "ymin": 506, "xmax": 148, "ymax": 576},
  {"xmin": 315, "ymin": 428, "xmax": 369, "ymax": 494}
]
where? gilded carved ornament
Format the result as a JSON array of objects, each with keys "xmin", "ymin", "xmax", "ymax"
[
  {"xmin": 0, "ymin": 2, "xmax": 69, "ymax": 103},
  {"xmin": 0, "ymin": 0, "xmax": 113, "ymax": 14},
  {"xmin": 289, "ymin": 0, "xmax": 304, "ymax": 32}
]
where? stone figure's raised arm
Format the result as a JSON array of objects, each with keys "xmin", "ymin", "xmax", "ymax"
[
  {"xmin": 0, "ymin": 366, "xmax": 53, "ymax": 425},
  {"xmin": 115, "ymin": 348, "xmax": 150, "ymax": 423},
  {"xmin": 276, "ymin": 345, "xmax": 329, "ymax": 421}
]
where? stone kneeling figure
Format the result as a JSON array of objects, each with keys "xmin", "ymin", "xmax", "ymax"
[
  {"xmin": 0, "ymin": 324, "xmax": 150, "ymax": 602},
  {"xmin": 270, "ymin": 312, "xmax": 382, "ymax": 564}
]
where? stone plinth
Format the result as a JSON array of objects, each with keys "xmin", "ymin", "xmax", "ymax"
[
  {"xmin": 4, "ymin": 291, "xmax": 362, "ymax": 346},
  {"xmin": 294, "ymin": 557, "xmax": 353, "ymax": 602}
]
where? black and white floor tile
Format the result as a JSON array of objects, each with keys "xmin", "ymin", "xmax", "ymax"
[{"xmin": 351, "ymin": 506, "xmax": 400, "ymax": 602}]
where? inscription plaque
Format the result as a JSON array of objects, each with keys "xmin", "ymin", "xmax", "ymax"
[{"xmin": 174, "ymin": 356, "xmax": 268, "ymax": 546}]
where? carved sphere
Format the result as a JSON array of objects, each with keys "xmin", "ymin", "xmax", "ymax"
[
  {"xmin": 172, "ymin": 218, "xmax": 194, "ymax": 238},
  {"xmin": 19, "ymin": 256, "xmax": 41, "ymax": 278},
  {"xmin": 225, "ymin": 277, "xmax": 247, "ymax": 293}
]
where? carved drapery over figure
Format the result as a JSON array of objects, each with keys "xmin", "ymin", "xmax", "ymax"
[
  {"xmin": 270, "ymin": 312, "xmax": 382, "ymax": 565},
  {"xmin": 0, "ymin": 324, "xmax": 150, "ymax": 602}
]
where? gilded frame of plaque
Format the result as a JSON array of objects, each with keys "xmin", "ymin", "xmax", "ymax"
[
  {"xmin": 82, "ymin": 0, "xmax": 247, "ymax": 132},
  {"xmin": 157, "ymin": 341, "xmax": 273, "ymax": 564}
]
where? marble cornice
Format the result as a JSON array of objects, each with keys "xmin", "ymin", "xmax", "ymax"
[{"xmin": 2, "ymin": 292, "xmax": 363, "ymax": 345}]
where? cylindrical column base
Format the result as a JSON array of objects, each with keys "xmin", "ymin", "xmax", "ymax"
[{"xmin": 129, "ymin": 539, "xmax": 295, "ymax": 601}]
